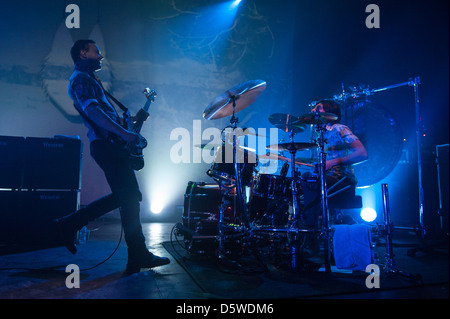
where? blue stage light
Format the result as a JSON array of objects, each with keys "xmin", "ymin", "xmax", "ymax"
[
  {"xmin": 360, "ymin": 207, "xmax": 377, "ymax": 222},
  {"xmin": 230, "ymin": 0, "xmax": 242, "ymax": 9}
]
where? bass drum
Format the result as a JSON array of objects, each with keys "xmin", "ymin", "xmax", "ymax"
[
  {"xmin": 182, "ymin": 181, "xmax": 241, "ymax": 255},
  {"xmin": 183, "ymin": 182, "xmax": 235, "ymax": 235},
  {"xmin": 342, "ymin": 100, "xmax": 403, "ymax": 188}
]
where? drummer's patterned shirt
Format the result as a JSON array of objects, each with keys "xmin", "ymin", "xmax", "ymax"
[{"xmin": 323, "ymin": 123, "xmax": 359, "ymax": 184}]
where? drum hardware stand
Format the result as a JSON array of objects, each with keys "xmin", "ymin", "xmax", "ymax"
[
  {"xmin": 217, "ymin": 183, "xmax": 232, "ymax": 259},
  {"xmin": 380, "ymin": 183, "xmax": 423, "ymax": 284},
  {"xmin": 287, "ymin": 130, "xmax": 302, "ymax": 225},
  {"xmin": 314, "ymin": 114, "xmax": 332, "ymax": 273},
  {"xmin": 435, "ymin": 144, "xmax": 449, "ymax": 236},
  {"xmin": 202, "ymin": 80, "xmax": 267, "ymax": 264},
  {"xmin": 215, "ymin": 96, "xmax": 250, "ymax": 258},
  {"xmin": 334, "ymin": 77, "xmax": 426, "ymax": 241},
  {"xmin": 229, "ymin": 95, "xmax": 250, "ymax": 229},
  {"xmin": 285, "ymin": 129, "xmax": 306, "ymax": 272}
]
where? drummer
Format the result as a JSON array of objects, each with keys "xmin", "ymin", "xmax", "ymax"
[{"xmin": 301, "ymin": 99, "xmax": 368, "ymax": 228}]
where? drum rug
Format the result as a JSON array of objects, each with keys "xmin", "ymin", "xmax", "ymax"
[{"xmin": 162, "ymin": 239, "xmax": 449, "ymax": 299}]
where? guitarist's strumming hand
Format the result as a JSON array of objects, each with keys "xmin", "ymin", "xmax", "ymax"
[{"xmin": 121, "ymin": 130, "xmax": 140, "ymax": 145}]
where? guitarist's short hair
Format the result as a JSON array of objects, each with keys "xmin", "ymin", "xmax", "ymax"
[{"xmin": 71, "ymin": 39, "xmax": 96, "ymax": 63}]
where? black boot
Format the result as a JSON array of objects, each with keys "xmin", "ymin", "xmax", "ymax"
[
  {"xmin": 125, "ymin": 247, "xmax": 170, "ymax": 275},
  {"xmin": 54, "ymin": 208, "xmax": 89, "ymax": 254}
]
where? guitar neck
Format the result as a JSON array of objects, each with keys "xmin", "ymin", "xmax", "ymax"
[
  {"xmin": 132, "ymin": 91, "xmax": 154, "ymax": 134},
  {"xmin": 134, "ymin": 118, "xmax": 144, "ymax": 134},
  {"xmin": 133, "ymin": 98, "xmax": 152, "ymax": 133}
]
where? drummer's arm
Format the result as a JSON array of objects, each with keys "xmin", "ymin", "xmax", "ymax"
[{"xmin": 326, "ymin": 139, "xmax": 368, "ymax": 170}]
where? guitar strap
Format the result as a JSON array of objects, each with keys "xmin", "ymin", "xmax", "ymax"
[{"xmin": 93, "ymin": 75, "xmax": 129, "ymax": 114}]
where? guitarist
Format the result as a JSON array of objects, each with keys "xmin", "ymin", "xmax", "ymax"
[{"xmin": 56, "ymin": 39, "xmax": 169, "ymax": 274}]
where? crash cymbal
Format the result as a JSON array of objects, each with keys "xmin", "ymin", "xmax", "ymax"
[
  {"xmin": 203, "ymin": 80, "xmax": 266, "ymax": 120},
  {"xmin": 298, "ymin": 112, "xmax": 338, "ymax": 124},
  {"xmin": 268, "ymin": 113, "xmax": 306, "ymax": 133},
  {"xmin": 266, "ymin": 142, "xmax": 317, "ymax": 152}
]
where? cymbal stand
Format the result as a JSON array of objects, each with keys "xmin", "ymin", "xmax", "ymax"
[
  {"xmin": 217, "ymin": 182, "xmax": 232, "ymax": 259},
  {"xmin": 314, "ymin": 115, "xmax": 332, "ymax": 273},
  {"xmin": 281, "ymin": 129, "xmax": 302, "ymax": 271},
  {"xmin": 225, "ymin": 95, "xmax": 249, "ymax": 228},
  {"xmin": 288, "ymin": 130, "xmax": 301, "ymax": 224}
]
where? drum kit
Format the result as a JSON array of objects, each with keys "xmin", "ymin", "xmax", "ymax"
[
  {"xmin": 174, "ymin": 77, "xmax": 426, "ymax": 282},
  {"xmin": 179, "ymin": 80, "xmax": 339, "ymax": 272}
]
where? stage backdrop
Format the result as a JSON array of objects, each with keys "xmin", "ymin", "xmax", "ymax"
[{"xmin": 0, "ymin": 0, "xmax": 448, "ymax": 225}]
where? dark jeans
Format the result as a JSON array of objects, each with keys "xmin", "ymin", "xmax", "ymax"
[
  {"xmin": 300, "ymin": 171, "xmax": 356, "ymax": 228},
  {"xmin": 84, "ymin": 139, "xmax": 146, "ymax": 253}
]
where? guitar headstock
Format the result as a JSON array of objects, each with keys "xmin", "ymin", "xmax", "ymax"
[{"xmin": 143, "ymin": 88, "xmax": 157, "ymax": 102}]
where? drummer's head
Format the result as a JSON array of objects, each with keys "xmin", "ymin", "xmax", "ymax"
[{"xmin": 312, "ymin": 99, "xmax": 341, "ymax": 123}]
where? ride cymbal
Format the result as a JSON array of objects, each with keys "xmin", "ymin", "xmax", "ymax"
[
  {"xmin": 268, "ymin": 113, "xmax": 306, "ymax": 133},
  {"xmin": 266, "ymin": 142, "xmax": 317, "ymax": 152},
  {"xmin": 297, "ymin": 112, "xmax": 338, "ymax": 124}
]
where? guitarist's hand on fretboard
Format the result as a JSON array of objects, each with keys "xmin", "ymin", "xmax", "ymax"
[{"xmin": 132, "ymin": 109, "xmax": 149, "ymax": 123}]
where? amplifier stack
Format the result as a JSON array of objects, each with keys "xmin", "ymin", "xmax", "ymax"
[{"xmin": 0, "ymin": 135, "xmax": 82, "ymax": 254}]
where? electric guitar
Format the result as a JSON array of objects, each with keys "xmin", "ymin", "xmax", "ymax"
[{"xmin": 118, "ymin": 88, "xmax": 156, "ymax": 171}]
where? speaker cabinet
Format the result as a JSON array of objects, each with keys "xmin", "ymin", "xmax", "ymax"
[
  {"xmin": 0, "ymin": 136, "xmax": 25, "ymax": 189},
  {"xmin": 22, "ymin": 137, "xmax": 82, "ymax": 190},
  {"xmin": 0, "ymin": 190, "xmax": 79, "ymax": 253}
]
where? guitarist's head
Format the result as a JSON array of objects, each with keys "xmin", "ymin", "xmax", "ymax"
[{"xmin": 71, "ymin": 39, "xmax": 103, "ymax": 71}]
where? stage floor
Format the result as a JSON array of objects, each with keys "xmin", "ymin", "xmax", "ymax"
[{"xmin": 0, "ymin": 219, "xmax": 448, "ymax": 302}]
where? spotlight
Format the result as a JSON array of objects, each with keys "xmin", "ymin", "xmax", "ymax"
[
  {"xmin": 230, "ymin": 0, "xmax": 242, "ymax": 9},
  {"xmin": 360, "ymin": 207, "xmax": 377, "ymax": 222},
  {"xmin": 150, "ymin": 201, "xmax": 164, "ymax": 215}
]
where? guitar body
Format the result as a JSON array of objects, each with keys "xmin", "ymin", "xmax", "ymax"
[
  {"xmin": 114, "ymin": 88, "xmax": 156, "ymax": 171},
  {"xmin": 127, "ymin": 149, "xmax": 145, "ymax": 171}
]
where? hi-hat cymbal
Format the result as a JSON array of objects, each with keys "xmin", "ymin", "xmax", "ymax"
[
  {"xmin": 266, "ymin": 142, "xmax": 317, "ymax": 152},
  {"xmin": 194, "ymin": 143, "xmax": 223, "ymax": 150},
  {"xmin": 298, "ymin": 112, "xmax": 338, "ymax": 124},
  {"xmin": 268, "ymin": 113, "xmax": 306, "ymax": 133},
  {"xmin": 259, "ymin": 153, "xmax": 314, "ymax": 168},
  {"xmin": 203, "ymin": 80, "xmax": 266, "ymax": 120},
  {"xmin": 295, "ymin": 156, "xmax": 318, "ymax": 164}
]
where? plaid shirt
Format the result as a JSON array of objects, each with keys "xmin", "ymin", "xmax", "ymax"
[{"xmin": 68, "ymin": 60, "xmax": 120, "ymax": 142}]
